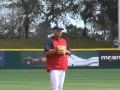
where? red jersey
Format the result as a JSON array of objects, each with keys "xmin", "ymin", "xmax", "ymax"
[{"xmin": 44, "ymin": 37, "xmax": 70, "ymax": 71}]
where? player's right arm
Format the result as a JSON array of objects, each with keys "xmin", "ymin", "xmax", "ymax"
[
  {"xmin": 44, "ymin": 37, "xmax": 56, "ymax": 56},
  {"xmin": 45, "ymin": 49, "xmax": 57, "ymax": 56}
]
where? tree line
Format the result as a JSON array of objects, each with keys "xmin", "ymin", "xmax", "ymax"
[{"xmin": 0, "ymin": 0, "xmax": 118, "ymax": 44}]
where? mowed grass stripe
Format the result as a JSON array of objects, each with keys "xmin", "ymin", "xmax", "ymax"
[
  {"xmin": 65, "ymin": 69, "xmax": 120, "ymax": 90},
  {"xmin": 0, "ymin": 69, "xmax": 120, "ymax": 90}
]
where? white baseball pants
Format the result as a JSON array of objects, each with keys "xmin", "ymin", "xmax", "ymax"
[{"xmin": 49, "ymin": 70, "xmax": 65, "ymax": 90}]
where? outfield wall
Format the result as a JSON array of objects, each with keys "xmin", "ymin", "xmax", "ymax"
[{"xmin": 0, "ymin": 49, "xmax": 120, "ymax": 69}]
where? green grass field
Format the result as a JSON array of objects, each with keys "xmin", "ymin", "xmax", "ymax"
[{"xmin": 0, "ymin": 69, "xmax": 120, "ymax": 90}]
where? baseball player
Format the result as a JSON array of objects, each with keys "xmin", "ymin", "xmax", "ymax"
[{"xmin": 44, "ymin": 26, "xmax": 71, "ymax": 90}]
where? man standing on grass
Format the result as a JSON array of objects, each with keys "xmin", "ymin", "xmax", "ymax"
[{"xmin": 44, "ymin": 26, "xmax": 71, "ymax": 90}]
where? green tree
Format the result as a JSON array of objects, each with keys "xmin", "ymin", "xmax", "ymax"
[
  {"xmin": 71, "ymin": 0, "xmax": 118, "ymax": 46},
  {"xmin": 36, "ymin": 0, "xmax": 75, "ymax": 38},
  {"xmin": 20, "ymin": 0, "xmax": 40, "ymax": 39},
  {"xmin": 66, "ymin": 24, "xmax": 82, "ymax": 38}
]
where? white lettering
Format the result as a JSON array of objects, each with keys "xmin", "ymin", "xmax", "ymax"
[{"xmin": 101, "ymin": 56, "xmax": 120, "ymax": 60}]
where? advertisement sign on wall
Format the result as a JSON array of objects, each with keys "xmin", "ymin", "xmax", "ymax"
[
  {"xmin": 1, "ymin": 50, "xmax": 120, "ymax": 68},
  {"xmin": 20, "ymin": 51, "xmax": 99, "ymax": 67},
  {"xmin": 99, "ymin": 50, "xmax": 120, "ymax": 67},
  {"xmin": 0, "ymin": 52, "xmax": 5, "ymax": 67},
  {"xmin": 68, "ymin": 51, "xmax": 99, "ymax": 66},
  {"xmin": 21, "ymin": 51, "xmax": 45, "ymax": 67}
]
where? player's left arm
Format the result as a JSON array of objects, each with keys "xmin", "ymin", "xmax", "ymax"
[
  {"xmin": 65, "ymin": 44, "xmax": 71, "ymax": 55},
  {"xmin": 65, "ymin": 50, "xmax": 71, "ymax": 55}
]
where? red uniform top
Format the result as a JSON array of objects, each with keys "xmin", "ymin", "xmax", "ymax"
[{"xmin": 44, "ymin": 37, "xmax": 70, "ymax": 71}]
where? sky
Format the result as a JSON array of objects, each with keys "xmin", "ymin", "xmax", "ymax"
[{"xmin": 50, "ymin": 14, "xmax": 84, "ymax": 32}]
